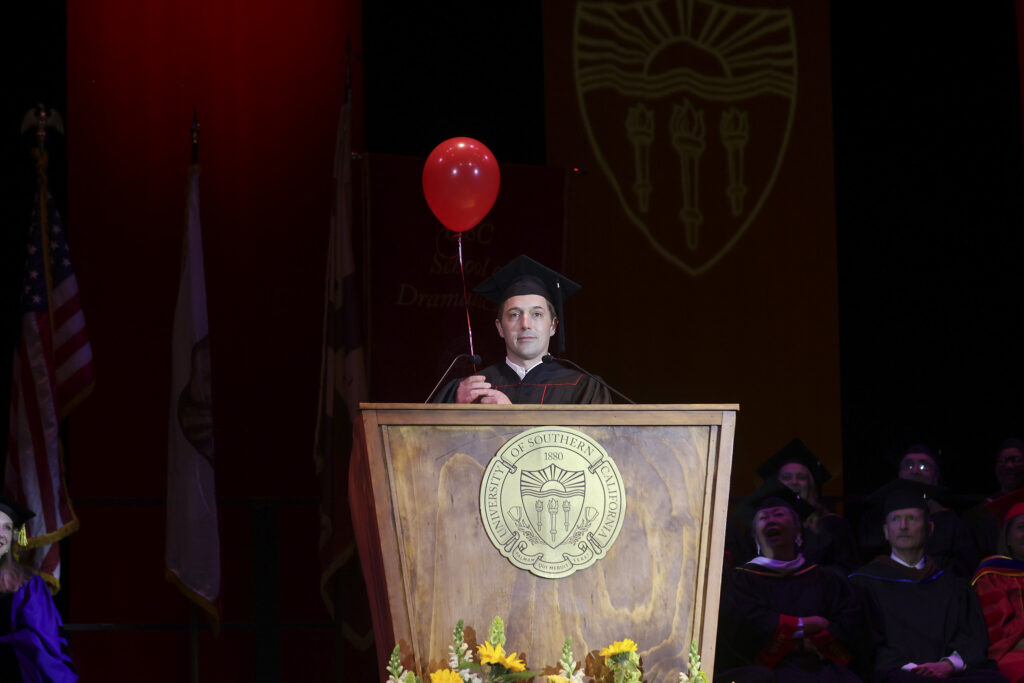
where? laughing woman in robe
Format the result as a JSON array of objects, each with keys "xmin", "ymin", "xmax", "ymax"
[
  {"xmin": 720, "ymin": 482, "xmax": 866, "ymax": 683},
  {"xmin": 0, "ymin": 496, "xmax": 76, "ymax": 682}
]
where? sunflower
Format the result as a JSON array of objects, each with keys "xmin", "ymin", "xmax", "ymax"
[
  {"xmin": 477, "ymin": 640, "xmax": 526, "ymax": 673},
  {"xmin": 600, "ymin": 638, "xmax": 638, "ymax": 658},
  {"xmin": 547, "ymin": 676, "xmax": 570, "ymax": 683},
  {"xmin": 429, "ymin": 670, "xmax": 463, "ymax": 683},
  {"xmin": 499, "ymin": 651, "xmax": 526, "ymax": 672},
  {"xmin": 477, "ymin": 640, "xmax": 505, "ymax": 666}
]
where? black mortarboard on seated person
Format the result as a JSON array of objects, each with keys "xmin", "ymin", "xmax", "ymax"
[
  {"xmin": 0, "ymin": 495, "xmax": 33, "ymax": 529},
  {"xmin": 473, "ymin": 254, "xmax": 582, "ymax": 352},
  {"xmin": 0, "ymin": 494, "xmax": 34, "ymax": 546},
  {"xmin": 867, "ymin": 478, "xmax": 940, "ymax": 516},
  {"xmin": 734, "ymin": 478, "xmax": 816, "ymax": 527},
  {"xmin": 755, "ymin": 438, "xmax": 832, "ymax": 490}
]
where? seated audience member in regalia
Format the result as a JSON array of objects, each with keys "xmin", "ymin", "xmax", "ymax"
[
  {"xmin": 858, "ymin": 445, "xmax": 979, "ymax": 578},
  {"xmin": 971, "ymin": 488, "xmax": 1024, "ymax": 683},
  {"xmin": 432, "ymin": 254, "xmax": 611, "ymax": 404},
  {"xmin": 754, "ymin": 438, "xmax": 861, "ymax": 575},
  {"xmin": 0, "ymin": 495, "xmax": 77, "ymax": 682},
  {"xmin": 717, "ymin": 480, "xmax": 865, "ymax": 683},
  {"xmin": 964, "ymin": 439, "xmax": 1024, "ymax": 560},
  {"xmin": 849, "ymin": 479, "xmax": 1004, "ymax": 683}
]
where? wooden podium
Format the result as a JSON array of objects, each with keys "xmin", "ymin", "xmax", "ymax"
[{"xmin": 349, "ymin": 404, "xmax": 737, "ymax": 682}]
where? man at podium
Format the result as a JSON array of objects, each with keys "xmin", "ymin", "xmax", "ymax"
[{"xmin": 433, "ymin": 255, "xmax": 611, "ymax": 404}]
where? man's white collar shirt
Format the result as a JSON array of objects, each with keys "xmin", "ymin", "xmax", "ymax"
[
  {"xmin": 505, "ymin": 357, "xmax": 543, "ymax": 380},
  {"xmin": 889, "ymin": 552, "xmax": 926, "ymax": 569}
]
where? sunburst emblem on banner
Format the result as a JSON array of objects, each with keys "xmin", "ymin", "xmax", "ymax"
[{"xmin": 574, "ymin": 0, "xmax": 796, "ymax": 275}]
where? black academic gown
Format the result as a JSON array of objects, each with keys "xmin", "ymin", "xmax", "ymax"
[
  {"xmin": 849, "ymin": 557, "xmax": 1001, "ymax": 682},
  {"xmin": 433, "ymin": 360, "xmax": 611, "ymax": 404},
  {"xmin": 718, "ymin": 560, "xmax": 865, "ymax": 683}
]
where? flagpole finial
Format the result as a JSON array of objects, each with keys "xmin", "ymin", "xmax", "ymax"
[
  {"xmin": 20, "ymin": 104, "xmax": 65, "ymax": 151},
  {"xmin": 191, "ymin": 110, "xmax": 200, "ymax": 164}
]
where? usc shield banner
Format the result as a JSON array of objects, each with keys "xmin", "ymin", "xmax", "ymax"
[
  {"xmin": 574, "ymin": 1, "xmax": 796, "ymax": 275},
  {"xmin": 544, "ymin": 0, "xmax": 843, "ymax": 486}
]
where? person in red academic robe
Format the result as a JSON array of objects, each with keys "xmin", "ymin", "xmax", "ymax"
[{"xmin": 971, "ymin": 490, "xmax": 1024, "ymax": 683}]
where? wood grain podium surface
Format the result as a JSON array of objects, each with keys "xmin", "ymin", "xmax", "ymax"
[{"xmin": 356, "ymin": 404, "xmax": 736, "ymax": 682}]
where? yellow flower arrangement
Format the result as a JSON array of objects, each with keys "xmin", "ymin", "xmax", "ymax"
[
  {"xmin": 394, "ymin": 617, "xmax": 700, "ymax": 683},
  {"xmin": 599, "ymin": 638, "xmax": 638, "ymax": 658}
]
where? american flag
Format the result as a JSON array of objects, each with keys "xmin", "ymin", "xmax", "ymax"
[{"xmin": 6, "ymin": 158, "xmax": 94, "ymax": 584}]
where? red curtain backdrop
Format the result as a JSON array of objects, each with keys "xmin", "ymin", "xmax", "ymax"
[
  {"xmin": 66, "ymin": 2, "xmax": 360, "ymax": 680},
  {"xmin": 543, "ymin": 0, "xmax": 842, "ymax": 494}
]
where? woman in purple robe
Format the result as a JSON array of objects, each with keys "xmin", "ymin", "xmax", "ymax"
[{"xmin": 0, "ymin": 495, "xmax": 76, "ymax": 682}]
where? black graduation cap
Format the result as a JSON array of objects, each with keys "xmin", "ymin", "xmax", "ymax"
[
  {"xmin": 867, "ymin": 478, "xmax": 941, "ymax": 516},
  {"xmin": 734, "ymin": 478, "xmax": 816, "ymax": 528},
  {"xmin": 0, "ymin": 494, "xmax": 34, "ymax": 546},
  {"xmin": 755, "ymin": 438, "xmax": 832, "ymax": 490},
  {"xmin": 0, "ymin": 495, "xmax": 33, "ymax": 529},
  {"xmin": 474, "ymin": 254, "xmax": 582, "ymax": 352},
  {"xmin": 985, "ymin": 487, "xmax": 1024, "ymax": 528}
]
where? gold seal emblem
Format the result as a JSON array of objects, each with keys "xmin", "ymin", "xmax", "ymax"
[{"xmin": 479, "ymin": 426, "xmax": 625, "ymax": 578}]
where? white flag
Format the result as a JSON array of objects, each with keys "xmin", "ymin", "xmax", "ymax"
[{"xmin": 165, "ymin": 164, "xmax": 220, "ymax": 618}]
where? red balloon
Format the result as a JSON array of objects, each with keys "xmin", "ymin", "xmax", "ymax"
[{"xmin": 422, "ymin": 137, "xmax": 500, "ymax": 232}]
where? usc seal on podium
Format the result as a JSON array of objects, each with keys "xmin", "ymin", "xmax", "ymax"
[{"xmin": 479, "ymin": 426, "xmax": 626, "ymax": 579}]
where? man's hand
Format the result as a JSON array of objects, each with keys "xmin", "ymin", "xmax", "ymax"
[
  {"xmin": 455, "ymin": 376, "xmax": 511, "ymax": 404},
  {"xmin": 910, "ymin": 661, "xmax": 955, "ymax": 678},
  {"xmin": 456, "ymin": 375, "xmax": 491, "ymax": 403}
]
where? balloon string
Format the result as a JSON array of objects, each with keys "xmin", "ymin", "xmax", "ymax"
[{"xmin": 458, "ymin": 233, "xmax": 477, "ymax": 372}]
